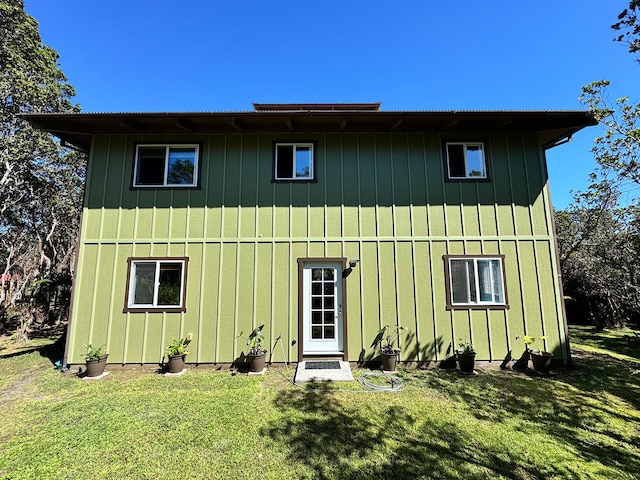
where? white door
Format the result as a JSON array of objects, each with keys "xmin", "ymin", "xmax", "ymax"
[{"xmin": 302, "ymin": 263, "xmax": 343, "ymax": 354}]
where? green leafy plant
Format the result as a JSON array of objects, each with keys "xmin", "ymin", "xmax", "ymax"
[
  {"xmin": 165, "ymin": 333, "xmax": 192, "ymax": 358},
  {"xmin": 518, "ymin": 335, "xmax": 547, "ymax": 353},
  {"xmin": 457, "ymin": 338, "xmax": 475, "ymax": 354},
  {"xmin": 83, "ymin": 343, "xmax": 107, "ymax": 361},
  {"xmin": 238, "ymin": 325, "xmax": 267, "ymax": 356},
  {"xmin": 374, "ymin": 325, "xmax": 406, "ymax": 355}
]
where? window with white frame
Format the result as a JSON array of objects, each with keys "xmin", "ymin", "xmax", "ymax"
[
  {"xmin": 274, "ymin": 142, "xmax": 315, "ymax": 181},
  {"xmin": 445, "ymin": 142, "xmax": 487, "ymax": 179},
  {"xmin": 134, "ymin": 144, "xmax": 199, "ymax": 187},
  {"xmin": 125, "ymin": 258, "xmax": 188, "ymax": 311},
  {"xmin": 445, "ymin": 255, "xmax": 507, "ymax": 309}
]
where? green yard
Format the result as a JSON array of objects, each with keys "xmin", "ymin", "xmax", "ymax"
[{"xmin": 1, "ymin": 326, "xmax": 639, "ymax": 480}]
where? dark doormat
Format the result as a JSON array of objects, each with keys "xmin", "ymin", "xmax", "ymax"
[{"xmin": 305, "ymin": 361, "xmax": 341, "ymax": 370}]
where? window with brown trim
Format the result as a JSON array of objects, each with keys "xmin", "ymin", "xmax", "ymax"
[
  {"xmin": 124, "ymin": 257, "xmax": 188, "ymax": 312},
  {"xmin": 444, "ymin": 255, "xmax": 508, "ymax": 309}
]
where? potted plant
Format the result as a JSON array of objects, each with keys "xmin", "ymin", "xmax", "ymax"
[
  {"xmin": 456, "ymin": 338, "xmax": 476, "ymax": 373},
  {"xmin": 374, "ymin": 325, "xmax": 405, "ymax": 372},
  {"xmin": 244, "ymin": 325, "xmax": 267, "ymax": 373},
  {"xmin": 83, "ymin": 343, "xmax": 108, "ymax": 377},
  {"xmin": 164, "ymin": 333, "xmax": 192, "ymax": 373},
  {"xmin": 520, "ymin": 335, "xmax": 553, "ymax": 373}
]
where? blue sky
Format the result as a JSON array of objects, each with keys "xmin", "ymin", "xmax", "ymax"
[{"xmin": 25, "ymin": 1, "xmax": 637, "ymax": 208}]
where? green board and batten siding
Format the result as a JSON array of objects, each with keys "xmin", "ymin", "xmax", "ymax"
[{"xmin": 68, "ymin": 131, "xmax": 566, "ymax": 365}]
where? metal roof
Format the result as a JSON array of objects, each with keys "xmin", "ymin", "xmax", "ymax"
[{"xmin": 22, "ymin": 109, "xmax": 597, "ymax": 153}]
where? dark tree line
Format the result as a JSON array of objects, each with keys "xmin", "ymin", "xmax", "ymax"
[
  {"xmin": 0, "ymin": 0, "xmax": 85, "ymax": 339},
  {"xmin": 556, "ymin": 1, "xmax": 640, "ymax": 329}
]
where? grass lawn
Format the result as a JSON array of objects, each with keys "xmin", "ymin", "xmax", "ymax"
[{"xmin": 1, "ymin": 326, "xmax": 639, "ymax": 480}]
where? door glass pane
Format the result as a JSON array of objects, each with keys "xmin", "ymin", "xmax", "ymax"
[
  {"xmin": 312, "ymin": 268, "xmax": 322, "ymax": 280},
  {"xmin": 323, "ymin": 268, "xmax": 334, "ymax": 280},
  {"xmin": 324, "ymin": 283, "xmax": 334, "ymax": 295},
  {"xmin": 324, "ymin": 311, "xmax": 334, "ymax": 325},
  {"xmin": 324, "ymin": 326, "xmax": 335, "ymax": 339},
  {"xmin": 312, "ymin": 283, "xmax": 321, "ymax": 295},
  {"xmin": 324, "ymin": 297, "xmax": 334, "ymax": 309},
  {"xmin": 312, "ymin": 311, "xmax": 322, "ymax": 324},
  {"xmin": 312, "ymin": 297, "xmax": 322, "ymax": 309},
  {"xmin": 312, "ymin": 326, "xmax": 322, "ymax": 339}
]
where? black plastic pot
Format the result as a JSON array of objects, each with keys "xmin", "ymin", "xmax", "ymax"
[
  {"xmin": 457, "ymin": 351, "xmax": 476, "ymax": 374},
  {"xmin": 530, "ymin": 351, "xmax": 553, "ymax": 373},
  {"xmin": 381, "ymin": 351, "xmax": 398, "ymax": 372}
]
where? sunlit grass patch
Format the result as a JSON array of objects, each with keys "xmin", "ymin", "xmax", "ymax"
[{"xmin": 1, "ymin": 331, "xmax": 639, "ymax": 479}]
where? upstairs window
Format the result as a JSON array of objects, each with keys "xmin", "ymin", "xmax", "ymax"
[
  {"xmin": 274, "ymin": 142, "xmax": 316, "ymax": 181},
  {"xmin": 444, "ymin": 255, "xmax": 508, "ymax": 309},
  {"xmin": 125, "ymin": 258, "xmax": 188, "ymax": 312},
  {"xmin": 445, "ymin": 142, "xmax": 487, "ymax": 179},
  {"xmin": 134, "ymin": 144, "xmax": 199, "ymax": 187}
]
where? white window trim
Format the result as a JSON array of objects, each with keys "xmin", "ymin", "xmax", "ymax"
[
  {"xmin": 274, "ymin": 142, "xmax": 315, "ymax": 180},
  {"xmin": 126, "ymin": 258, "xmax": 187, "ymax": 310},
  {"xmin": 446, "ymin": 256, "xmax": 507, "ymax": 308},
  {"xmin": 133, "ymin": 144, "xmax": 199, "ymax": 187},
  {"xmin": 445, "ymin": 142, "xmax": 487, "ymax": 179}
]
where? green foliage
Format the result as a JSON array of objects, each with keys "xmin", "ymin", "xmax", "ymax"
[
  {"xmin": 240, "ymin": 325, "xmax": 267, "ymax": 356},
  {"xmin": 164, "ymin": 334, "xmax": 192, "ymax": 358},
  {"xmin": 517, "ymin": 335, "xmax": 546, "ymax": 352},
  {"xmin": 83, "ymin": 344, "xmax": 106, "ymax": 362},
  {"xmin": 612, "ymin": 1, "xmax": 640, "ymax": 60},
  {"xmin": 372, "ymin": 324, "xmax": 405, "ymax": 355},
  {"xmin": 457, "ymin": 337, "xmax": 475, "ymax": 354},
  {"xmin": 0, "ymin": 0, "xmax": 85, "ymax": 335},
  {"xmin": 563, "ymin": 2, "xmax": 640, "ymax": 329}
]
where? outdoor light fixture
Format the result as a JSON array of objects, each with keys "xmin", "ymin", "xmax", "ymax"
[{"xmin": 349, "ymin": 259, "xmax": 360, "ymax": 268}]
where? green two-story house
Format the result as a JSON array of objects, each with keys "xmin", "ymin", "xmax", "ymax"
[{"xmin": 25, "ymin": 103, "xmax": 595, "ymax": 368}]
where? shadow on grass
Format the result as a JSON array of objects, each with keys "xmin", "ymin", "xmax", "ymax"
[
  {"xmin": 262, "ymin": 384, "xmax": 547, "ymax": 479},
  {"xmin": 0, "ymin": 331, "xmax": 65, "ymax": 366},
  {"xmin": 264, "ymin": 349, "xmax": 640, "ymax": 479},
  {"xmin": 569, "ymin": 325, "xmax": 640, "ymax": 360},
  {"xmin": 419, "ymin": 350, "xmax": 640, "ymax": 477}
]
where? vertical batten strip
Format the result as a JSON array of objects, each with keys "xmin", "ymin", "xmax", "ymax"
[
  {"xmin": 196, "ymin": 136, "xmax": 212, "ymax": 363},
  {"xmin": 505, "ymin": 133, "xmax": 528, "ymax": 337},
  {"xmin": 97, "ymin": 136, "xmax": 112, "ymax": 240},
  {"xmin": 422, "ymin": 133, "xmax": 432, "ymax": 238},
  {"xmin": 428, "ymin": 241, "xmax": 439, "ymax": 361},
  {"xmin": 521, "ymin": 133, "xmax": 536, "ymax": 236},
  {"xmin": 356, "ymin": 134, "xmax": 366, "ymax": 354},
  {"xmin": 407, "ymin": 133, "xmax": 421, "ymax": 359},
  {"xmin": 214, "ymin": 134, "xmax": 229, "ymax": 363}
]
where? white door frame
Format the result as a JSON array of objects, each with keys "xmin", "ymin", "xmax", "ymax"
[{"xmin": 297, "ymin": 258, "xmax": 348, "ymax": 361}]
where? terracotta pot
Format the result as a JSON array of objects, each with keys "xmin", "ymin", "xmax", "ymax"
[
  {"xmin": 167, "ymin": 354, "xmax": 186, "ymax": 373},
  {"xmin": 530, "ymin": 351, "xmax": 553, "ymax": 373},
  {"xmin": 86, "ymin": 354, "xmax": 109, "ymax": 377},
  {"xmin": 457, "ymin": 351, "xmax": 476, "ymax": 373},
  {"xmin": 381, "ymin": 351, "xmax": 398, "ymax": 372},
  {"xmin": 248, "ymin": 352, "xmax": 266, "ymax": 372}
]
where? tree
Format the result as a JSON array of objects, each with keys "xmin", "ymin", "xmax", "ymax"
[
  {"xmin": 558, "ymin": 1, "xmax": 640, "ymax": 329},
  {"xmin": 0, "ymin": 0, "xmax": 85, "ymax": 339}
]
